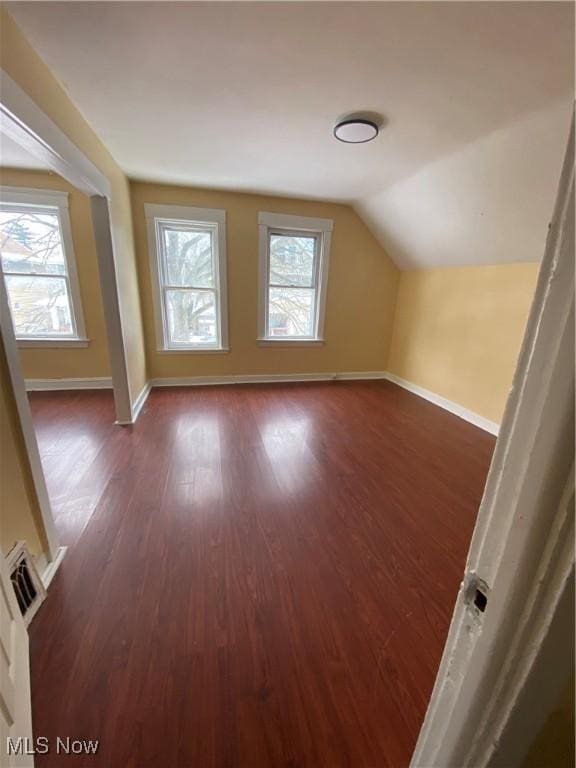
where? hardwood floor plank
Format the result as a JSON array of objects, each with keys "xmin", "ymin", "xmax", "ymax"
[{"xmin": 28, "ymin": 381, "xmax": 495, "ymax": 767}]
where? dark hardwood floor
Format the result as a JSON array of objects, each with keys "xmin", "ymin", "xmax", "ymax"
[{"xmin": 28, "ymin": 381, "xmax": 495, "ymax": 768}]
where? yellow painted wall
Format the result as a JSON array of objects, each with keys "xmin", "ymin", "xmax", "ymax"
[
  {"xmin": 0, "ymin": 7, "xmax": 146, "ymax": 401},
  {"xmin": 0, "ymin": 168, "xmax": 111, "ymax": 379},
  {"xmin": 388, "ymin": 263, "xmax": 539, "ymax": 424},
  {"xmin": 0, "ymin": 337, "xmax": 47, "ymax": 557},
  {"xmin": 131, "ymin": 182, "xmax": 399, "ymax": 378}
]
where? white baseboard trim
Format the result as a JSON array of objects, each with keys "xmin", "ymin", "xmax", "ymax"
[
  {"xmin": 22, "ymin": 373, "xmax": 499, "ymax": 435},
  {"xmin": 25, "ymin": 377, "xmax": 112, "ymax": 391},
  {"xmin": 131, "ymin": 381, "xmax": 151, "ymax": 422},
  {"xmin": 150, "ymin": 371, "xmax": 389, "ymax": 388},
  {"xmin": 151, "ymin": 373, "xmax": 332, "ymax": 387},
  {"xmin": 335, "ymin": 371, "xmax": 388, "ymax": 381},
  {"xmin": 382, "ymin": 372, "xmax": 500, "ymax": 436},
  {"xmin": 35, "ymin": 545, "xmax": 67, "ymax": 589}
]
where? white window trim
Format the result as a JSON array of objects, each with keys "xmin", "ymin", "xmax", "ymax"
[
  {"xmin": 145, "ymin": 203, "xmax": 229, "ymax": 352},
  {"xmin": 17, "ymin": 338, "xmax": 89, "ymax": 349},
  {"xmin": 258, "ymin": 211, "xmax": 333, "ymax": 344},
  {"xmin": 0, "ymin": 186, "xmax": 88, "ymax": 344}
]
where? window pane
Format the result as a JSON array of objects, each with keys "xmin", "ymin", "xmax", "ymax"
[
  {"xmin": 166, "ymin": 290, "xmax": 217, "ymax": 345},
  {"xmin": 162, "ymin": 226, "xmax": 214, "ymax": 287},
  {"xmin": 0, "ymin": 210, "xmax": 66, "ymax": 276},
  {"xmin": 268, "ymin": 287, "xmax": 315, "ymax": 337},
  {"xmin": 5, "ymin": 275, "xmax": 73, "ymax": 336},
  {"xmin": 269, "ymin": 234, "xmax": 315, "ymax": 287}
]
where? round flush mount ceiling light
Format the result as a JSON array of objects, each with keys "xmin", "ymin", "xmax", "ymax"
[{"xmin": 333, "ymin": 118, "xmax": 379, "ymax": 144}]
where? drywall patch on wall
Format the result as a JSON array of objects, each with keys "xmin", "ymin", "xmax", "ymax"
[
  {"xmin": 130, "ymin": 182, "xmax": 399, "ymax": 380},
  {"xmin": 387, "ymin": 263, "xmax": 539, "ymax": 424},
  {"xmin": 0, "ymin": 169, "xmax": 111, "ymax": 380}
]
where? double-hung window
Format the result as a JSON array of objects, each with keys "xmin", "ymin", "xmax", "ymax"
[
  {"xmin": 0, "ymin": 187, "xmax": 86, "ymax": 345},
  {"xmin": 258, "ymin": 212, "xmax": 333, "ymax": 343},
  {"xmin": 145, "ymin": 204, "xmax": 228, "ymax": 352}
]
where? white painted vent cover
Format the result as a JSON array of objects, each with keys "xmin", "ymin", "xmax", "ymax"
[{"xmin": 6, "ymin": 542, "xmax": 46, "ymax": 626}]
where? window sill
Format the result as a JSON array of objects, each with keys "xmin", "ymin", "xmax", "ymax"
[
  {"xmin": 257, "ymin": 338, "xmax": 324, "ymax": 347},
  {"xmin": 158, "ymin": 347, "xmax": 230, "ymax": 355},
  {"xmin": 17, "ymin": 338, "xmax": 90, "ymax": 349}
]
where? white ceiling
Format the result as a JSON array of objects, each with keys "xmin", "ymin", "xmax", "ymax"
[
  {"xmin": 7, "ymin": 1, "xmax": 574, "ymax": 268},
  {"xmin": 0, "ymin": 133, "xmax": 50, "ymax": 171}
]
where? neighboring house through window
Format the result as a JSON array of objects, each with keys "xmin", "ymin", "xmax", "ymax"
[
  {"xmin": 0, "ymin": 187, "xmax": 87, "ymax": 345},
  {"xmin": 145, "ymin": 204, "xmax": 229, "ymax": 352},
  {"xmin": 258, "ymin": 212, "xmax": 333, "ymax": 344}
]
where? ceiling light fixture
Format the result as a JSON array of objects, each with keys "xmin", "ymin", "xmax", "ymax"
[{"xmin": 333, "ymin": 118, "xmax": 379, "ymax": 144}]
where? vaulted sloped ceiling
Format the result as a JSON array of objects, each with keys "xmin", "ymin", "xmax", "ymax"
[
  {"xmin": 5, "ymin": 1, "xmax": 574, "ymax": 269},
  {"xmin": 357, "ymin": 98, "xmax": 572, "ymax": 268}
]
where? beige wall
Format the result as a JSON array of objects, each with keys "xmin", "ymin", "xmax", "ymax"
[
  {"xmin": 0, "ymin": 168, "xmax": 111, "ymax": 380},
  {"xmin": 388, "ymin": 263, "xmax": 539, "ymax": 423},
  {"xmin": 1, "ymin": 6, "xmax": 147, "ymax": 401},
  {"xmin": 522, "ymin": 676, "xmax": 575, "ymax": 768},
  {"xmin": 0, "ymin": 337, "xmax": 47, "ymax": 557},
  {"xmin": 131, "ymin": 182, "xmax": 400, "ymax": 378}
]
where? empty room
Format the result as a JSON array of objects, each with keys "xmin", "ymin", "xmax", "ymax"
[{"xmin": 0, "ymin": 2, "xmax": 574, "ymax": 767}]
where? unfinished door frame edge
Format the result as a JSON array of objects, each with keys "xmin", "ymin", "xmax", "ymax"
[
  {"xmin": 0, "ymin": 69, "xmax": 133, "ymax": 425},
  {"xmin": 411, "ymin": 116, "xmax": 575, "ymax": 766}
]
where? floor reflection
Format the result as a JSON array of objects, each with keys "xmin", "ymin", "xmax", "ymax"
[
  {"xmin": 29, "ymin": 392, "xmax": 114, "ymax": 546},
  {"xmin": 260, "ymin": 414, "xmax": 314, "ymax": 496},
  {"xmin": 172, "ymin": 413, "xmax": 223, "ymax": 506}
]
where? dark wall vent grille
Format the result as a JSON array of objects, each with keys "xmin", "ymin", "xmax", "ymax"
[
  {"xmin": 11, "ymin": 555, "xmax": 37, "ymax": 614},
  {"xmin": 6, "ymin": 542, "xmax": 46, "ymax": 625}
]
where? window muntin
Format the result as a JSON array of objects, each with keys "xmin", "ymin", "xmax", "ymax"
[
  {"xmin": 147, "ymin": 207, "xmax": 227, "ymax": 351},
  {"xmin": 258, "ymin": 212, "xmax": 333, "ymax": 342},
  {"xmin": 0, "ymin": 203, "xmax": 82, "ymax": 339}
]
